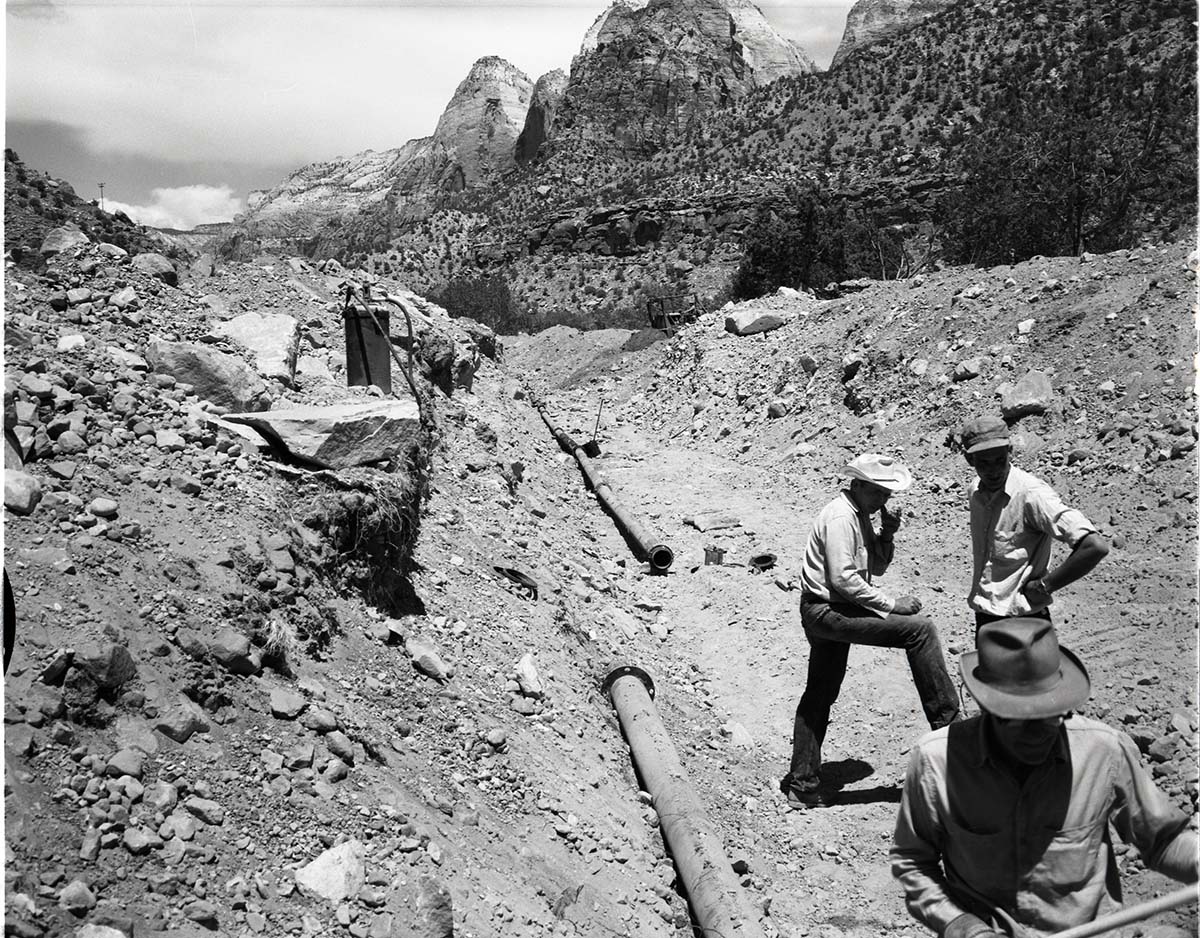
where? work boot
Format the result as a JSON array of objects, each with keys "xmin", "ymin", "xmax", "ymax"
[{"xmin": 785, "ymin": 788, "xmax": 836, "ymax": 810}]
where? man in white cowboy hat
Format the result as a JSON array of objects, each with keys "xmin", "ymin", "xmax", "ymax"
[
  {"xmin": 781, "ymin": 454, "xmax": 960, "ymax": 809},
  {"xmin": 892, "ymin": 617, "xmax": 1197, "ymax": 937},
  {"xmin": 960, "ymin": 415, "xmax": 1108, "ymax": 629}
]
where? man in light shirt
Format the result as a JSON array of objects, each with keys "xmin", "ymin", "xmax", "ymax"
[
  {"xmin": 892, "ymin": 617, "xmax": 1197, "ymax": 937},
  {"xmin": 961, "ymin": 415, "xmax": 1108, "ymax": 629},
  {"xmin": 781, "ymin": 454, "xmax": 959, "ymax": 809}
]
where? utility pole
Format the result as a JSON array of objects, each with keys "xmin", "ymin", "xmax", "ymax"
[{"xmin": 98, "ymin": 182, "xmax": 106, "ymax": 212}]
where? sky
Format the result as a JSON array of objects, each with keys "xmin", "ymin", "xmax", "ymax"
[{"xmin": 5, "ymin": 0, "xmax": 855, "ymax": 230}]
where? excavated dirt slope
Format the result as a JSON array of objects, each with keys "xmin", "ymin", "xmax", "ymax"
[{"xmin": 4, "ymin": 239, "xmax": 1197, "ymax": 938}]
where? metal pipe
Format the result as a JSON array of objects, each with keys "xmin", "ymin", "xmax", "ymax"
[
  {"xmin": 533, "ymin": 399, "xmax": 674, "ymax": 574},
  {"xmin": 1048, "ymin": 886, "xmax": 1197, "ymax": 938},
  {"xmin": 602, "ymin": 665, "xmax": 766, "ymax": 938}
]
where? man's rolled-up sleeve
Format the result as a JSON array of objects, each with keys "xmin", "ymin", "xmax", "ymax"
[
  {"xmin": 891, "ymin": 746, "xmax": 970, "ymax": 934},
  {"xmin": 1112, "ymin": 731, "xmax": 1199, "ymax": 883},
  {"xmin": 1024, "ymin": 481, "xmax": 1096, "ymax": 547}
]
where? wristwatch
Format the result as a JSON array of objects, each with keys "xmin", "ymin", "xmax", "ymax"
[{"xmin": 1028, "ymin": 577, "xmax": 1051, "ymax": 594}]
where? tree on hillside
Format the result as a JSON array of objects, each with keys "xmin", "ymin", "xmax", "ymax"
[
  {"xmin": 732, "ymin": 185, "xmax": 908, "ymax": 300},
  {"xmin": 435, "ymin": 274, "xmax": 533, "ymax": 334},
  {"xmin": 938, "ymin": 43, "xmax": 1196, "ymax": 265}
]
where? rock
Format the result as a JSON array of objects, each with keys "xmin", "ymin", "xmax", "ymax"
[
  {"xmin": 767, "ymin": 400, "xmax": 790, "ymax": 418},
  {"xmin": 184, "ymin": 796, "xmax": 226, "ymax": 825},
  {"xmin": 107, "ymin": 347, "xmax": 148, "ymax": 371},
  {"xmin": 109, "ymin": 286, "xmax": 139, "ymax": 310},
  {"xmin": 154, "ymin": 702, "xmax": 210, "ymax": 743},
  {"xmin": 296, "ymin": 356, "xmax": 335, "ymax": 382},
  {"xmin": 514, "ymin": 653, "xmax": 543, "ymax": 698},
  {"xmin": 87, "ymin": 497, "xmax": 119, "ymax": 518},
  {"xmin": 131, "ymin": 253, "xmax": 178, "ymax": 286},
  {"xmin": 208, "ymin": 628, "xmax": 261, "ymax": 676},
  {"xmin": 295, "ymin": 839, "xmax": 366, "ymax": 904},
  {"xmin": 721, "ymin": 721, "xmax": 755, "ymax": 748},
  {"xmin": 40, "ymin": 224, "xmax": 90, "ymax": 256},
  {"xmin": 325, "ymin": 730, "xmax": 355, "ymax": 764},
  {"xmin": 74, "ymin": 643, "xmax": 137, "ymax": 691},
  {"xmin": 724, "ymin": 309, "xmax": 789, "ymax": 336},
  {"xmin": 302, "ymin": 708, "xmax": 339, "ymax": 734},
  {"xmin": 58, "ymin": 879, "xmax": 97, "ymax": 915},
  {"xmin": 1001, "ymin": 370, "xmax": 1054, "ymax": 420},
  {"xmin": 145, "ymin": 780, "xmax": 179, "ymax": 812},
  {"xmin": 146, "ymin": 339, "xmax": 272, "ymax": 414},
  {"xmin": 5, "ymin": 471, "xmax": 43, "ymax": 514},
  {"xmin": 223, "ymin": 399, "xmax": 422, "ymax": 470},
  {"xmin": 270, "ymin": 688, "xmax": 307, "ymax": 720},
  {"xmin": 685, "ymin": 511, "xmax": 741, "ymax": 532},
  {"xmin": 406, "ymin": 636, "xmax": 452, "ymax": 683},
  {"xmin": 209, "ymin": 312, "xmax": 300, "ymax": 386},
  {"xmin": 55, "ymin": 430, "xmax": 89, "ymax": 454},
  {"xmin": 105, "ymin": 747, "xmax": 146, "ymax": 779},
  {"xmin": 184, "ymin": 900, "xmax": 219, "ymax": 927},
  {"xmin": 122, "ymin": 827, "xmax": 164, "ymax": 855},
  {"xmin": 57, "ymin": 334, "xmax": 87, "ymax": 352},
  {"xmin": 953, "ymin": 358, "xmax": 983, "ymax": 381},
  {"xmin": 415, "ymin": 875, "xmax": 454, "ymax": 938}
]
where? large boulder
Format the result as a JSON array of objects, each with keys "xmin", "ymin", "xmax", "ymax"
[
  {"xmin": 146, "ymin": 339, "xmax": 272, "ymax": 414},
  {"xmin": 1000, "ymin": 370, "xmax": 1054, "ymax": 420},
  {"xmin": 725, "ymin": 308, "xmax": 790, "ymax": 337},
  {"xmin": 209, "ymin": 312, "xmax": 300, "ymax": 386},
  {"xmin": 223, "ymin": 400, "xmax": 421, "ymax": 470},
  {"xmin": 131, "ymin": 253, "xmax": 178, "ymax": 286},
  {"xmin": 39, "ymin": 224, "xmax": 90, "ymax": 256},
  {"xmin": 295, "ymin": 840, "xmax": 365, "ymax": 903}
]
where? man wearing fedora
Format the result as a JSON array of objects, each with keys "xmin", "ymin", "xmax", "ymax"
[
  {"xmin": 960, "ymin": 415, "xmax": 1109, "ymax": 629},
  {"xmin": 892, "ymin": 617, "xmax": 1197, "ymax": 937},
  {"xmin": 782, "ymin": 454, "xmax": 960, "ymax": 809}
]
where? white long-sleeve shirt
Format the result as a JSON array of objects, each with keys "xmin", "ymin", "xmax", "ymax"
[{"xmin": 799, "ymin": 491, "xmax": 896, "ymax": 616}]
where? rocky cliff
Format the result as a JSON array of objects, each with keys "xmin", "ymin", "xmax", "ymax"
[
  {"xmin": 228, "ymin": 57, "xmax": 531, "ymax": 256},
  {"xmin": 515, "ymin": 70, "xmax": 568, "ymax": 165},
  {"xmin": 554, "ymin": 0, "xmax": 815, "ymax": 156},
  {"xmin": 830, "ymin": 0, "xmax": 951, "ymax": 68}
]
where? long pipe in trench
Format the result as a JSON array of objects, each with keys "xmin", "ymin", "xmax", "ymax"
[
  {"xmin": 602, "ymin": 665, "xmax": 767, "ymax": 938},
  {"xmin": 533, "ymin": 399, "xmax": 674, "ymax": 574}
]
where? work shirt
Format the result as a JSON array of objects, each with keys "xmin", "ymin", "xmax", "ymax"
[
  {"xmin": 800, "ymin": 491, "xmax": 895, "ymax": 616},
  {"xmin": 891, "ymin": 715, "xmax": 1199, "ymax": 937},
  {"xmin": 968, "ymin": 466, "xmax": 1096, "ymax": 616}
]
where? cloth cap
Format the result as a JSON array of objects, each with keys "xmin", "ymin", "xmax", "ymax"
[
  {"xmin": 840, "ymin": 454, "xmax": 912, "ymax": 492},
  {"xmin": 961, "ymin": 415, "xmax": 1010, "ymax": 454},
  {"xmin": 960, "ymin": 617, "xmax": 1090, "ymax": 719}
]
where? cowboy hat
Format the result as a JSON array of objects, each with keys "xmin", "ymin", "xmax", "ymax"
[
  {"xmin": 840, "ymin": 453, "xmax": 912, "ymax": 492},
  {"xmin": 961, "ymin": 617, "xmax": 1090, "ymax": 719}
]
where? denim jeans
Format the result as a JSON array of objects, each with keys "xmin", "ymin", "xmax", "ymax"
[{"xmin": 784, "ymin": 596, "xmax": 960, "ymax": 794}]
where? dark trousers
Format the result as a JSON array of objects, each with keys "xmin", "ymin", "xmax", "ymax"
[{"xmin": 784, "ymin": 596, "xmax": 960, "ymax": 794}]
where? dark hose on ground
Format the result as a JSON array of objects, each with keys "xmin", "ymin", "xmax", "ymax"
[{"xmin": 602, "ymin": 665, "xmax": 767, "ymax": 938}]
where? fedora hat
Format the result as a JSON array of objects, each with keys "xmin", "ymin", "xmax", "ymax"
[
  {"xmin": 841, "ymin": 453, "xmax": 912, "ymax": 492},
  {"xmin": 960, "ymin": 415, "xmax": 1010, "ymax": 454},
  {"xmin": 961, "ymin": 617, "xmax": 1090, "ymax": 719}
]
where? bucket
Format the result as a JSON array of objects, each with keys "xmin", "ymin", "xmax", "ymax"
[
  {"xmin": 703, "ymin": 546, "xmax": 726, "ymax": 565},
  {"xmin": 343, "ymin": 306, "xmax": 392, "ymax": 394}
]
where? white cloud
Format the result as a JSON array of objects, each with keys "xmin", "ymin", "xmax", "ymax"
[{"xmin": 105, "ymin": 184, "xmax": 244, "ymax": 230}]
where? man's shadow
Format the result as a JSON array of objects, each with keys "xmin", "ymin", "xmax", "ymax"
[{"xmin": 820, "ymin": 758, "xmax": 902, "ymax": 805}]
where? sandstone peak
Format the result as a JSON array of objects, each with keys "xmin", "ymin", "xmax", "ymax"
[
  {"xmin": 561, "ymin": 0, "xmax": 814, "ymax": 154},
  {"xmin": 831, "ymin": 0, "xmax": 952, "ymax": 69},
  {"xmin": 516, "ymin": 70, "xmax": 569, "ymax": 165}
]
